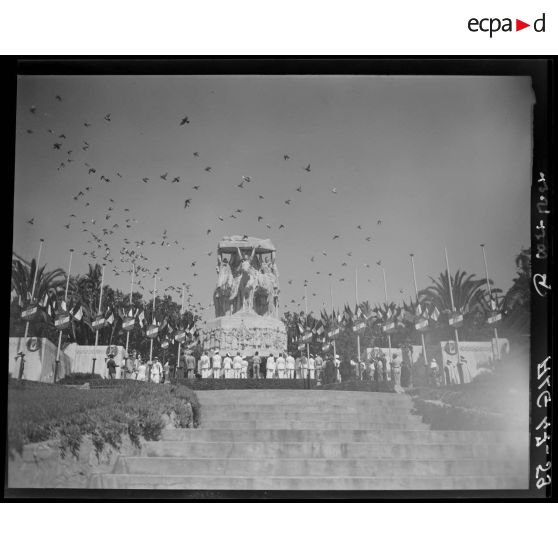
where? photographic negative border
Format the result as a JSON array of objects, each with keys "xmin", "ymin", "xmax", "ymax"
[{"xmin": 2, "ymin": 56, "xmax": 554, "ymax": 501}]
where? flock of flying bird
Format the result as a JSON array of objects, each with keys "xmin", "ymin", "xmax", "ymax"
[{"xmin": 23, "ymin": 92, "xmax": 392, "ymax": 319}]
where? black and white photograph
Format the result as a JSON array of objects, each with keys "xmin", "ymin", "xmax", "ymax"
[{"xmin": 6, "ymin": 60, "xmax": 547, "ymax": 496}]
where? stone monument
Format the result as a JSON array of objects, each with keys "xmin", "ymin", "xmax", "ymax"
[{"xmin": 204, "ymin": 235, "xmax": 287, "ymax": 357}]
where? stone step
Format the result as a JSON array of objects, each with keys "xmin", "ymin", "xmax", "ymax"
[
  {"xmin": 89, "ymin": 473, "xmax": 529, "ymax": 490},
  {"xmin": 200, "ymin": 401, "xmax": 416, "ymax": 410},
  {"xmin": 201, "ymin": 410, "xmax": 419, "ymax": 421},
  {"xmin": 197, "ymin": 391, "xmax": 409, "ymax": 402},
  {"xmin": 161, "ymin": 429, "xmax": 526, "ymax": 444},
  {"xmin": 198, "ymin": 420, "xmax": 430, "ymax": 430},
  {"xmin": 141, "ymin": 440, "xmax": 524, "ymax": 460},
  {"xmin": 114, "ymin": 456, "xmax": 527, "ymax": 477}
]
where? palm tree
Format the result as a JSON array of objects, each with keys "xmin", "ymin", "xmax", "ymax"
[
  {"xmin": 419, "ymin": 270, "xmax": 498, "ymax": 341},
  {"xmin": 10, "ymin": 257, "xmax": 65, "ymax": 340},
  {"xmin": 11, "ymin": 257, "xmax": 65, "ymax": 307},
  {"xmin": 502, "ymin": 247, "xmax": 530, "ymax": 339}
]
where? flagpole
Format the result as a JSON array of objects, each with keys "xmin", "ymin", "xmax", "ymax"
[
  {"xmin": 177, "ymin": 283, "xmax": 185, "ymax": 380},
  {"xmin": 329, "ymin": 278, "xmax": 337, "ymax": 374},
  {"xmin": 304, "ymin": 283, "xmax": 311, "ymax": 388},
  {"xmin": 480, "ymin": 244, "xmax": 500, "ymax": 362},
  {"xmin": 18, "ymin": 238, "xmax": 45, "ymax": 380},
  {"xmin": 444, "ymin": 246, "xmax": 461, "ymax": 381},
  {"xmin": 150, "ymin": 274, "xmax": 157, "ymax": 364},
  {"xmin": 382, "ymin": 267, "xmax": 392, "ymax": 364},
  {"xmin": 355, "ymin": 266, "xmax": 361, "ymax": 378},
  {"xmin": 91, "ymin": 264, "xmax": 105, "ymax": 376},
  {"xmin": 125, "ymin": 263, "xmax": 135, "ymax": 363},
  {"xmin": 54, "ymin": 248, "xmax": 73, "ymax": 382},
  {"xmin": 410, "ymin": 253, "xmax": 428, "ymax": 366}
]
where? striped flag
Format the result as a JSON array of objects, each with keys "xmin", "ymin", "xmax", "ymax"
[
  {"xmin": 40, "ymin": 292, "xmax": 49, "ymax": 307},
  {"xmin": 106, "ymin": 312, "xmax": 115, "ymax": 325},
  {"xmin": 72, "ymin": 306, "xmax": 83, "ymax": 322},
  {"xmin": 415, "ymin": 303, "xmax": 423, "ymax": 316},
  {"xmin": 430, "ymin": 306, "xmax": 440, "ymax": 321}
]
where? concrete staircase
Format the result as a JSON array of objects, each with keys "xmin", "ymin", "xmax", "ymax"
[{"xmin": 89, "ymin": 390, "xmax": 529, "ymax": 490}]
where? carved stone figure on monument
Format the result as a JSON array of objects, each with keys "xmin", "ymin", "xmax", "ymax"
[{"xmin": 214, "ymin": 254, "xmax": 234, "ymax": 317}]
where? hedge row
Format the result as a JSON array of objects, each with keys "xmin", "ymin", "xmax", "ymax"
[
  {"xmin": 7, "ymin": 379, "xmax": 201, "ymax": 458},
  {"xmin": 177, "ymin": 378, "xmax": 317, "ymax": 390},
  {"xmin": 315, "ymin": 380, "xmax": 396, "ymax": 392}
]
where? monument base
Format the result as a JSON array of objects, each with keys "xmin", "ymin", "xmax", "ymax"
[{"xmin": 204, "ymin": 311, "xmax": 287, "ymax": 357}]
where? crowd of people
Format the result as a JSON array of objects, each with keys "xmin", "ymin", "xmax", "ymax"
[{"xmin": 105, "ymin": 347, "xmax": 431, "ymax": 389}]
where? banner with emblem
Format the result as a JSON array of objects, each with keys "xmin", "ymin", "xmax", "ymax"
[
  {"xmin": 487, "ymin": 312, "xmax": 502, "ymax": 325},
  {"xmin": 382, "ymin": 322, "xmax": 397, "ymax": 333},
  {"xmin": 174, "ymin": 330, "xmax": 186, "ymax": 342},
  {"xmin": 54, "ymin": 312, "xmax": 71, "ymax": 330},
  {"xmin": 122, "ymin": 316, "xmax": 135, "ymax": 331},
  {"xmin": 448, "ymin": 312, "xmax": 464, "ymax": 328},
  {"xmin": 415, "ymin": 318, "xmax": 429, "ymax": 331},
  {"xmin": 160, "ymin": 339, "xmax": 170, "ymax": 349},
  {"xmin": 146, "ymin": 324, "xmax": 159, "ymax": 339},
  {"xmin": 91, "ymin": 314, "xmax": 106, "ymax": 330},
  {"xmin": 21, "ymin": 305, "xmax": 40, "ymax": 321}
]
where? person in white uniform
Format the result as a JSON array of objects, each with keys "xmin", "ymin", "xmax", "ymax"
[
  {"xmin": 276, "ymin": 353, "xmax": 286, "ymax": 378},
  {"xmin": 286, "ymin": 353, "xmax": 295, "ymax": 379},
  {"xmin": 266, "ymin": 354, "xmax": 276, "ymax": 379},
  {"xmin": 233, "ymin": 352, "xmax": 243, "ymax": 379},
  {"xmin": 212, "ymin": 350, "xmax": 222, "ymax": 378},
  {"xmin": 223, "ymin": 353, "xmax": 232, "ymax": 379},
  {"xmin": 199, "ymin": 351, "xmax": 210, "ymax": 378},
  {"xmin": 308, "ymin": 354, "xmax": 315, "ymax": 380},
  {"xmin": 150, "ymin": 357, "xmax": 163, "ymax": 384}
]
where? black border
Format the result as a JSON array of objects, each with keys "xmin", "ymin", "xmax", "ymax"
[{"xmin": 2, "ymin": 56, "xmax": 555, "ymax": 502}]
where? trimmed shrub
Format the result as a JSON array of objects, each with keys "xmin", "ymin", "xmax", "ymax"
[
  {"xmin": 315, "ymin": 380, "xmax": 396, "ymax": 393},
  {"xmin": 177, "ymin": 378, "xmax": 317, "ymax": 390}
]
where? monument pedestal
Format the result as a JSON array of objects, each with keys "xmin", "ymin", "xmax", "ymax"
[{"xmin": 204, "ymin": 311, "xmax": 287, "ymax": 357}]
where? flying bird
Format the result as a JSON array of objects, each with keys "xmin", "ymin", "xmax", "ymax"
[
  {"xmin": 242, "ymin": 176, "xmax": 251, "ymax": 183},
  {"xmin": 237, "ymin": 182, "xmax": 244, "ymax": 189},
  {"xmin": 193, "ymin": 152, "xmax": 199, "ymax": 157},
  {"xmin": 284, "ymin": 200, "xmax": 291, "ymax": 205},
  {"xmin": 331, "ymin": 188, "xmax": 337, "ymax": 194},
  {"xmin": 160, "ymin": 173, "xmax": 168, "ymax": 180},
  {"xmin": 30, "ymin": 106, "xmax": 37, "ymax": 114},
  {"xmin": 365, "ymin": 237, "xmax": 371, "ymax": 242},
  {"xmin": 283, "ymin": 155, "xmax": 290, "ymax": 160},
  {"xmin": 55, "ymin": 95, "xmax": 62, "ymax": 101},
  {"xmin": 377, "ymin": 219, "xmax": 382, "ymax": 225},
  {"xmin": 332, "ymin": 235, "xmax": 340, "ymax": 240},
  {"xmin": 206, "ymin": 229, "xmax": 211, "ymax": 235},
  {"xmin": 296, "ymin": 186, "xmax": 302, "ymax": 192},
  {"xmin": 258, "ymin": 195, "xmax": 264, "ymax": 200},
  {"xmin": 142, "ymin": 177, "xmax": 149, "ymax": 183},
  {"xmin": 258, "ymin": 216, "xmax": 263, "ymax": 222},
  {"xmin": 205, "ymin": 167, "xmax": 212, "ymax": 172},
  {"xmin": 376, "ymin": 260, "xmax": 382, "ymax": 266},
  {"xmin": 104, "ymin": 113, "xmax": 111, "ymax": 122},
  {"xmin": 184, "ymin": 199, "xmax": 191, "ymax": 208},
  {"xmin": 279, "ymin": 224, "xmax": 285, "ymax": 229},
  {"xmin": 193, "ymin": 185, "xmax": 200, "ymax": 190},
  {"xmin": 180, "ymin": 116, "xmax": 190, "ymax": 125},
  {"xmin": 26, "ymin": 129, "xmax": 33, "ymax": 134},
  {"xmin": 27, "ymin": 218, "xmax": 34, "ymax": 225},
  {"xmin": 172, "ymin": 177, "xmax": 180, "ymax": 183},
  {"xmin": 84, "ymin": 122, "xmax": 91, "ymax": 127},
  {"xmin": 357, "ymin": 225, "xmax": 362, "ymax": 230},
  {"xmin": 53, "ymin": 143, "xmax": 61, "ymax": 150},
  {"xmin": 304, "ymin": 164, "xmax": 311, "ymax": 172}
]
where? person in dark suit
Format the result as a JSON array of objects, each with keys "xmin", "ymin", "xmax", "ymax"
[{"xmin": 324, "ymin": 354, "xmax": 336, "ymax": 385}]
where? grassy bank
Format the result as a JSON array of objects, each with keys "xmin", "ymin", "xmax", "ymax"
[{"xmin": 7, "ymin": 379, "xmax": 200, "ymax": 458}]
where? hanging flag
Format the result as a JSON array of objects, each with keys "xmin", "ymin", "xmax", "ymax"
[
  {"xmin": 297, "ymin": 322, "xmax": 304, "ymax": 334},
  {"xmin": 167, "ymin": 323, "xmax": 174, "ymax": 334},
  {"xmin": 430, "ymin": 306, "xmax": 440, "ymax": 321},
  {"xmin": 356, "ymin": 306, "xmax": 363, "ymax": 319},
  {"xmin": 421, "ymin": 307, "xmax": 430, "ymax": 320},
  {"xmin": 73, "ymin": 306, "xmax": 83, "ymax": 322},
  {"xmin": 138, "ymin": 310, "xmax": 145, "ymax": 325},
  {"xmin": 415, "ymin": 303, "xmax": 423, "ymax": 317},
  {"xmin": 386, "ymin": 307, "xmax": 393, "ymax": 320},
  {"xmin": 106, "ymin": 312, "xmax": 115, "ymax": 326},
  {"xmin": 60, "ymin": 300, "xmax": 67, "ymax": 312},
  {"xmin": 316, "ymin": 323, "xmax": 325, "ymax": 336},
  {"xmin": 40, "ymin": 292, "xmax": 49, "ymax": 307},
  {"xmin": 117, "ymin": 307, "xmax": 125, "ymax": 319}
]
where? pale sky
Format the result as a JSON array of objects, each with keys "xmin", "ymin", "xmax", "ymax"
[{"xmin": 13, "ymin": 75, "xmax": 533, "ymax": 321}]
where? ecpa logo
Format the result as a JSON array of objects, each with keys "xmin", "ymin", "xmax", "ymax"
[{"xmin": 468, "ymin": 13, "xmax": 546, "ymax": 37}]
